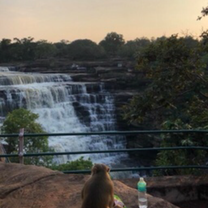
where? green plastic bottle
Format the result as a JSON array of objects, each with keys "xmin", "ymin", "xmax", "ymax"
[{"xmin": 137, "ymin": 177, "xmax": 147, "ymax": 208}]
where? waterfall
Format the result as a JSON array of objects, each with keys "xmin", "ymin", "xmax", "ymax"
[{"xmin": 0, "ymin": 67, "xmax": 129, "ymax": 169}]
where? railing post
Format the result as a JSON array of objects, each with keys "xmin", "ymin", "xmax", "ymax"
[
  {"xmin": 18, "ymin": 128, "xmax": 24, "ymax": 164},
  {"xmin": 0, "ymin": 143, "xmax": 5, "ymax": 163}
]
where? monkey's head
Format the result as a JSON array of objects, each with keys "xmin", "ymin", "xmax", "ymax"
[{"xmin": 91, "ymin": 163, "xmax": 110, "ymax": 175}]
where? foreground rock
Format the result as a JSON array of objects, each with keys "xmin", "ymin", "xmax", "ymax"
[{"xmin": 0, "ymin": 163, "xmax": 179, "ymax": 208}]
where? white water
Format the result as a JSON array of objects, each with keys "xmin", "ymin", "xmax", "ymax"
[
  {"xmin": 0, "ymin": 67, "xmax": 129, "ymax": 169},
  {"xmin": 0, "ymin": 66, "xmax": 10, "ymax": 72}
]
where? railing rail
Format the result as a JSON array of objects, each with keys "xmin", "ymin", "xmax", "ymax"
[
  {"xmin": 1, "ymin": 129, "xmax": 208, "ymax": 138},
  {"xmin": 0, "ymin": 130, "xmax": 208, "ymax": 173},
  {"xmin": 1, "ymin": 146, "xmax": 208, "ymax": 158}
]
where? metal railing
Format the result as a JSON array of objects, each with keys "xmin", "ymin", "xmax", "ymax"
[{"xmin": 0, "ymin": 130, "xmax": 208, "ymax": 174}]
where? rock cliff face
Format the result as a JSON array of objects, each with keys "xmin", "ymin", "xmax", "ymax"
[
  {"xmin": 12, "ymin": 60, "xmax": 140, "ymax": 129},
  {"xmin": 0, "ymin": 163, "xmax": 180, "ymax": 208},
  {"xmin": 13, "ymin": 60, "xmax": 146, "ymax": 130}
]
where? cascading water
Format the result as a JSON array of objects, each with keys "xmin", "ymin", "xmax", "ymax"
[{"xmin": 0, "ymin": 67, "xmax": 130, "ymax": 173}]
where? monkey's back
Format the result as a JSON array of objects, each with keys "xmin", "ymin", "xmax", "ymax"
[{"xmin": 81, "ymin": 173, "xmax": 114, "ymax": 208}]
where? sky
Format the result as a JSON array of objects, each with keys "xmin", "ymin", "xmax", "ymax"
[{"xmin": 0, "ymin": 0, "xmax": 208, "ymax": 43}]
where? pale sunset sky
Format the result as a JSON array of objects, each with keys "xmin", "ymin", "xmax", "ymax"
[{"xmin": 0, "ymin": 0, "xmax": 208, "ymax": 43}]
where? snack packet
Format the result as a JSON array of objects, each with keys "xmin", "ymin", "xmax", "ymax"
[{"xmin": 114, "ymin": 194, "xmax": 127, "ymax": 208}]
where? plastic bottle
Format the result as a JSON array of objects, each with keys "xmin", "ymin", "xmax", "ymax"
[{"xmin": 137, "ymin": 177, "xmax": 147, "ymax": 208}]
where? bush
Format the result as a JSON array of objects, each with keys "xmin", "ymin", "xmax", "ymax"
[
  {"xmin": 2, "ymin": 108, "xmax": 53, "ymax": 166},
  {"xmin": 49, "ymin": 157, "xmax": 93, "ymax": 172}
]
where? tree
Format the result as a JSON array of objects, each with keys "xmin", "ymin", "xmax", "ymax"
[
  {"xmin": 67, "ymin": 39, "xmax": 106, "ymax": 60},
  {"xmin": 9, "ymin": 37, "xmax": 37, "ymax": 61},
  {"xmin": 35, "ymin": 40, "xmax": 56, "ymax": 59},
  {"xmin": 198, "ymin": 5, "xmax": 208, "ymax": 20},
  {"xmin": 19, "ymin": 37, "xmax": 37, "ymax": 61},
  {"xmin": 0, "ymin": 38, "xmax": 12, "ymax": 62},
  {"xmin": 123, "ymin": 35, "xmax": 208, "ymax": 174},
  {"xmin": 119, "ymin": 37, "xmax": 150, "ymax": 59},
  {"xmin": 54, "ymin": 40, "xmax": 69, "ymax": 58},
  {"xmin": 2, "ymin": 108, "xmax": 52, "ymax": 165},
  {"xmin": 123, "ymin": 35, "xmax": 205, "ymax": 126},
  {"xmin": 99, "ymin": 32, "xmax": 125, "ymax": 56}
]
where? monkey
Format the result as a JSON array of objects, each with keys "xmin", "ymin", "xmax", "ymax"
[{"xmin": 81, "ymin": 163, "xmax": 114, "ymax": 208}]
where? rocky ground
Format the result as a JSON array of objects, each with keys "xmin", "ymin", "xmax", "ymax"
[
  {"xmin": 1, "ymin": 162, "xmax": 208, "ymax": 208},
  {"xmin": 120, "ymin": 178, "xmax": 208, "ymax": 208},
  {"xmin": 0, "ymin": 162, "xmax": 181, "ymax": 208}
]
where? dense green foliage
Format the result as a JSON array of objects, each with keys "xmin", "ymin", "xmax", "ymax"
[
  {"xmin": 123, "ymin": 34, "xmax": 208, "ymax": 175},
  {"xmin": 50, "ymin": 156, "xmax": 93, "ymax": 172},
  {"xmin": 0, "ymin": 37, "xmax": 106, "ymax": 62},
  {"xmin": 0, "ymin": 32, "xmax": 152, "ymax": 62},
  {"xmin": 119, "ymin": 38, "xmax": 150, "ymax": 59},
  {"xmin": 154, "ymin": 119, "xmax": 207, "ymax": 175},
  {"xmin": 67, "ymin": 39, "xmax": 106, "ymax": 60},
  {"xmin": 99, "ymin": 32, "xmax": 125, "ymax": 56},
  {"xmin": 2, "ymin": 108, "xmax": 53, "ymax": 166},
  {"xmin": 198, "ymin": 5, "xmax": 208, "ymax": 20},
  {"xmin": 124, "ymin": 35, "xmax": 207, "ymax": 126}
]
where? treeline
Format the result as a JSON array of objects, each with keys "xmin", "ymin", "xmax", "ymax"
[
  {"xmin": 0, "ymin": 32, "xmax": 148, "ymax": 62},
  {"xmin": 0, "ymin": 31, "xmax": 201, "ymax": 63}
]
